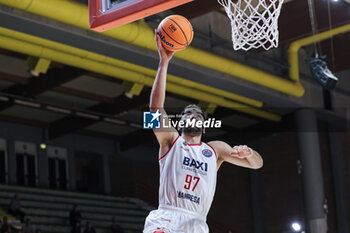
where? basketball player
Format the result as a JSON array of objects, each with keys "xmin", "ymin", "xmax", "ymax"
[{"xmin": 143, "ymin": 31, "xmax": 263, "ymax": 233}]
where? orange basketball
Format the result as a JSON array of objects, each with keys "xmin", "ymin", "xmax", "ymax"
[{"xmin": 157, "ymin": 15, "xmax": 194, "ymax": 52}]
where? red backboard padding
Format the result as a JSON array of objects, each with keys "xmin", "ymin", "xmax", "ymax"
[{"xmin": 89, "ymin": 0, "xmax": 194, "ymax": 32}]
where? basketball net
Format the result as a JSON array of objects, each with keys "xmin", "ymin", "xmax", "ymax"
[{"xmin": 218, "ymin": 0, "xmax": 284, "ymax": 51}]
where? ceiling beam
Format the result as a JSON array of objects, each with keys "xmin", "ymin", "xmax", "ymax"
[
  {"xmin": 0, "ymin": 114, "xmax": 48, "ymax": 128},
  {"xmin": 2, "ymin": 66, "xmax": 84, "ymax": 97},
  {"xmin": 88, "ymin": 91, "xmax": 150, "ymax": 115},
  {"xmin": 0, "ymin": 71, "xmax": 29, "ymax": 84},
  {"xmin": 0, "ymin": 92, "xmax": 147, "ymax": 140},
  {"xmin": 48, "ymin": 115, "xmax": 98, "ymax": 140},
  {"xmin": 0, "ymin": 66, "xmax": 84, "ymax": 112},
  {"xmin": 48, "ymin": 90, "xmax": 151, "ymax": 140},
  {"xmin": 0, "ymin": 70, "xmax": 116, "ymax": 104},
  {"xmin": 52, "ymin": 86, "xmax": 114, "ymax": 104}
]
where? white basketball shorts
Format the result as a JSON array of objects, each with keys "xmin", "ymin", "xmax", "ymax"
[{"xmin": 143, "ymin": 204, "xmax": 209, "ymax": 233}]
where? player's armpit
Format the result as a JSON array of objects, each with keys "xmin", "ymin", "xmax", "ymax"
[{"xmin": 207, "ymin": 141, "xmax": 263, "ymax": 169}]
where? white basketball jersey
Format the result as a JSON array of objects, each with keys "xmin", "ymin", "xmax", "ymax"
[{"xmin": 158, "ymin": 136, "xmax": 217, "ymax": 217}]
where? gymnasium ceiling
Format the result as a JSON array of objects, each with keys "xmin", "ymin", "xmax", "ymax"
[{"xmin": 0, "ymin": 0, "xmax": 349, "ymax": 150}]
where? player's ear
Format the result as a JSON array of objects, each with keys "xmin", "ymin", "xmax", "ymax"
[{"xmin": 203, "ymin": 127, "xmax": 206, "ymax": 134}]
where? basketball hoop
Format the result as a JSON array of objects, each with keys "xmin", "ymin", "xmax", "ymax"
[{"xmin": 218, "ymin": 0, "xmax": 284, "ymax": 51}]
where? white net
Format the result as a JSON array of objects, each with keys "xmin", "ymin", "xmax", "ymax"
[{"xmin": 218, "ymin": 0, "xmax": 284, "ymax": 51}]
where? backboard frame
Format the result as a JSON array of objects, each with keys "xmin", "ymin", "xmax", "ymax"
[{"xmin": 89, "ymin": 0, "xmax": 194, "ymax": 32}]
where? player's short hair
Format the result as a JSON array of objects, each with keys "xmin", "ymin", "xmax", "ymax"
[{"xmin": 181, "ymin": 104, "xmax": 206, "ymax": 119}]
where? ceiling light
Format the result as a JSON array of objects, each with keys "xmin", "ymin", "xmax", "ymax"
[{"xmin": 291, "ymin": 222, "xmax": 301, "ymax": 232}]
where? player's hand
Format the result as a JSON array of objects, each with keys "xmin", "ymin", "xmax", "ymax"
[
  {"xmin": 155, "ymin": 29, "xmax": 175, "ymax": 63},
  {"xmin": 230, "ymin": 145, "xmax": 253, "ymax": 159}
]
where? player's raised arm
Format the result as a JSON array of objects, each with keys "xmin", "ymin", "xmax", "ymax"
[
  {"xmin": 208, "ymin": 141, "xmax": 263, "ymax": 170},
  {"xmin": 150, "ymin": 29, "xmax": 174, "ymax": 110},
  {"xmin": 150, "ymin": 30, "xmax": 178, "ymax": 152}
]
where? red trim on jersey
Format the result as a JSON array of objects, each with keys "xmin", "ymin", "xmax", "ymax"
[
  {"xmin": 188, "ymin": 142, "xmax": 202, "ymax": 146},
  {"xmin": 158, "ymin": 135, "xmax": 180, "ymax": 161},
  {"xmin": 207, "ymin": 143, "xmax": 218, "ymax": 159}
]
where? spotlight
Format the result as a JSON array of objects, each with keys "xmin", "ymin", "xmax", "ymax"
[
  {"xmin": 40, "ymin": 143, "xmax": 46, "ymax": 150},
  {"xmin": 309, "ymin": 56, "xmax": 338, "ymax": 90},
  {"xmin": 291, "ymin": 222, "xmax": 301, "ymax": 232}
]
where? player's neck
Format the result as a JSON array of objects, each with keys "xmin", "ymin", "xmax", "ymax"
[{"xmin": 181, "ymin": 133, "xmax": 201, "ymax": 145}]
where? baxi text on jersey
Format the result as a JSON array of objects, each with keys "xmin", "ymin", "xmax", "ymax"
[
  {"xmin": 183, "ymin": 156, "xmax": 208, "ymax": 172},
  {"xmin": 177, "ymin": 191, "xmax": 200, "ymax": 204}
]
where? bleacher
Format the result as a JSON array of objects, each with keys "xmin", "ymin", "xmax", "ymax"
[{"xmin": 0, "ymin": 184, "xmax": 153, "ymax": 233}]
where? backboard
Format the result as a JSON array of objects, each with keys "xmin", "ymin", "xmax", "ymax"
[{"xmin": 89, "ymin": 0, "xmax": 194, "ymax": 32}]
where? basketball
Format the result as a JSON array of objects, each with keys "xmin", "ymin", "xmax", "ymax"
[{"xmin": 157, "ymin": 15, "xmax": 194, "ymax": 52}]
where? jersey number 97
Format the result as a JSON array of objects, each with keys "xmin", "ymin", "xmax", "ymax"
[{"xmin": 184, "ymin": 174, "xmax": 200, "ymax": 191}]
